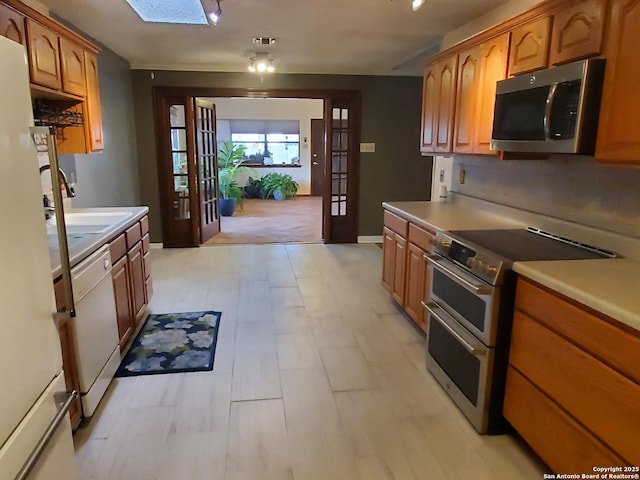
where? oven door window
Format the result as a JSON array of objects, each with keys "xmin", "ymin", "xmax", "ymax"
[
  {"xmin": 428, "ymin": 318, "xmax": 480, "ymax": 405},
  {"xmin": 432, "ymin": 269, "xmax": 487, "ymax": 332}
]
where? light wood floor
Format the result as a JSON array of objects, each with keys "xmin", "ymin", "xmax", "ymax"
[
  {"xmin": 205, "ymin": 197, "xmax": 322, "ymax": 245},
  {"xmin": 73, "ymin": 244, "xmax": 547, "ymax": 479}
]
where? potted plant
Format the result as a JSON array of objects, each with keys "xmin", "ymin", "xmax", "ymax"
[
  {"xmin": 261, "ymin": 172, "xmax": 299, "ymax": 201},
  {"xmin": 217, "ymin": 141, "xmax": 256, "ymax": 216},
  {"xmin": 244, "ymin": 176, "xmax": 264, "ymax": 199}
]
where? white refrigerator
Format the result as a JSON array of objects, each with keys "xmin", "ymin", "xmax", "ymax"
[{"xmin": 0, "ymin": 36, "xmax": 77, "ymax": 479}]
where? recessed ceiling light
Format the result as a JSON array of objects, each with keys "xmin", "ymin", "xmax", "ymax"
[
  {"xmin": 412, "ymin": 0, "xmax": 425, "ymax": 11},
  {"xmin": 125, "ymin": 0, "xmax": 208, "ymax": 24}
]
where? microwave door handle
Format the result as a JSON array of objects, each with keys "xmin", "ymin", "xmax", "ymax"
[{"xmin": 543, "ymin": 83, "xmax": 558, "ymax": 140}]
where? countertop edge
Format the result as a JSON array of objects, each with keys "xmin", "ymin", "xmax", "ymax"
[
  {"xmin": 51, "ymin": 206, "xmax": 149, "ymax": 279},
  {"xmin": 382, "ymin": 202, "xmax": 442, "ymax": 233}
]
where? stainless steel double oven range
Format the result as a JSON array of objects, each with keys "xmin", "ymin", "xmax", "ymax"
[{"xmin": 423, "ymin": 227, "xmax": 614, "ymax": 434}]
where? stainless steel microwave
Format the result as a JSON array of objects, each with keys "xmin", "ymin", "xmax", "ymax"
[{"xmin": 490, "ymin": 59, "xmax": 606, "ymax": 154}]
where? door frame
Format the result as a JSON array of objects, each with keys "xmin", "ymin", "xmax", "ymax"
[{"xmin": 154, "ymin": 87, "xmax": 361, "ymax": 245}]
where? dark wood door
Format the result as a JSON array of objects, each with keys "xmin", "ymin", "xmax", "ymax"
[
  {"xmin": 310, "ymin": 118, "xmax": 325, "ymax": 197},
  {"xmin": 323, "ymin": 94, "xmax": 360, "ymax": 243},
  {"xmin": 194, "ymin": 99, "xmax": 220, "ymax": 243}
]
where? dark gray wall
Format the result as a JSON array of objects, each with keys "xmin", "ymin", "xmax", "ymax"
[
  {"xmin": 130, "ymin": 71, "xmax": 431, "ymax": 242},
  {"xmin": 56, "ymin": 21, "xmax": 140, "ymax": 208}
]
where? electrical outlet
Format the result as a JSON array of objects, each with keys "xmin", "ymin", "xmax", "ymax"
[
  {"xmin": 459, "ymin": 169, "xmax": 466, "ymax": 184},
  {"xmin": 439, "ymin": 169, "xmax": 445, "ymax": 182}
]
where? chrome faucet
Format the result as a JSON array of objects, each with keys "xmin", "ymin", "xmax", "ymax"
[{"xmin": 39, "ymin": 165, "xmax": 76, "ymax": 199}]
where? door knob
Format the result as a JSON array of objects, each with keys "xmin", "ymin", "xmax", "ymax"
[
  {"xmin": 313, "ymin": 161, "xmax": 319, "ymax": 165},
  {"xmin": 313, "ymin": 153, "xmax": 317, "ymax": 158}
]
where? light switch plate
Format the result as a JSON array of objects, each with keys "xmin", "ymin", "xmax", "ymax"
[{"xmin": 360, "ymin": 142, "xmax": 376, "ymax": 153}]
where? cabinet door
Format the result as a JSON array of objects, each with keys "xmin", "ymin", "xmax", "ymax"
[
  {"xmin": 143, "ymin": 251, "xmax": 153, "ymax": 303},
  {"xmin": 0, "ymin": 3, "xmax": 25, "ymax": 45},
  {"xmin": 420, "ymin": 63, "xmax": 439, "ymax": 153},
  {"xmin": 404, "ymin": 242, "xmax": 425, "ymax": 326},
  {"xmin": 453, "ymin": 47, "xmax": 480, "ymax": 154},
  {"xmin": 59, "ymin": 37, "xmax": 86, "ymax": 96},
  {"xmin": 473, "ymin": 33, "xmax": 509, "ymax": 155},
  {"xmin": 595, "ymin": 0, "xmax": 640, "ymax": 164},
  {"xmin": 382, "ymin": 227, "xmax": 396, "ymax": 292},
  {"xmin": 26, "ymin": 19, "xmax": 61, "ymax": 90},
  {"xmin": 127, "ymin": 242, "xmax": 146, "ymax": 322},
  {"xmin": 549, "ymin": 0, "xmax": 605, "ymax": 65},
  {"xmin": 435, "ymin": 56, "xmax": 458, "ymax": 153},
  {"xmin": 112, "ymin": 256, "xmax": 134, "ymax": 350},
  {"xmin": 509, "ymin": 16, "xmax": 552, "ymax": 75},
  {"xmin": 84, "ymin": 50, "xmax": 104, "ymax": 151},
  {"xmin": 391, "ymin": 235, "xmax": 407, "ymax": 305},
  {"xmin": 420, "ymin": 253, "xmax": 431, "ymax": 333}
]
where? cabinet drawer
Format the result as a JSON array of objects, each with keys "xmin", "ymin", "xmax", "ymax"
[
  {"xmin": 408, "ymin": 223, "xmax": 434, "ymax": 252},
  {"xmin": 109, "ymin": 233, "xmax": 127, "ymax": 263},
  {"xmin": 140, "ymin": 215, "xmax": 149, "ymax": 235},
  {"xmin": 125, "ymin": 222, "xmax": 142, "ymax": 249},
  {"xmin": 383, "ymin": 211, "xmax": 408, "ymax": 237},
  {"xmin": 510, "ymin": 311, "xmax": 640, "ymax": 464},
  {"xmin": 504, "ymin": 366, "xmax": 624, "ymax": 472},
  {"xmin": 516, "ymin": 279, "xmax": 640, "ymax": 384}
]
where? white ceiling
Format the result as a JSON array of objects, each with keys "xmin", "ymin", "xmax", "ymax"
[{"xmin": 37, "ymin": 0, "xmax": 511, "ymax": 76}]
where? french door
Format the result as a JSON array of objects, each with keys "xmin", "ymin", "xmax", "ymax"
[
  {"xmin": 155, "ymin": 94, "xmax": 220, "ymax": 247},
  {"xmin": 323, "ymin": 94, "xmax": 360, "ymax": 243},
  {"xmin": 194, "ymin": 99, "xmax": 220, "ymax": 243}
]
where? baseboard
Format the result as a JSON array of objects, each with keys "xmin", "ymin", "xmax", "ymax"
[
  {"xmin": 358, "ymin": 235, "xmax": 383, "ymax": 243},
  {"xmin": 150, "ymin": 243, "xmax": 163, "ymax": 249}
]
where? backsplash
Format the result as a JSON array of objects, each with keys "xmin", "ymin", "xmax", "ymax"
[{"xmin": 451, "ymin": 155, "xmax": 640, "ymax": 239}]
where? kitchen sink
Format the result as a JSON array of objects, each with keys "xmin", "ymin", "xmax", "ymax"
[{"xmin": 46, "ymin": 211, "xmax": 133, "ymax": 235}]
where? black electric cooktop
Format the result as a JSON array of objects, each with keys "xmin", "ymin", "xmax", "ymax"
[{"xmin": 449, "ymin": 228, "xmax": 614, "ymax": 262}]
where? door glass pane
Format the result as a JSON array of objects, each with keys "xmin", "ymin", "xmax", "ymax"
[
  {"xmin": 171, "ymin": 129, "xmax": 187, "ymax": 151},
  {"xmin": 173, "ymin": 175, "xmax": 190, "ymax": 219},
  {"xmin": 170, "ymin": 105, "xmax": 185, "ymax": 127},
  {"xmin": 173, "ymin": 152, "xmax": 188, "ymax": 174}
]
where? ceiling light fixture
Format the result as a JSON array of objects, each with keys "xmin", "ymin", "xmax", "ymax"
[
  {"xmin": 248, "ymin": 53, "xmax": 275, "ymax": 73},
  {"xmin": 412, "ymin": 0, "xmax": 425, "ymax": 10},
  {"xmin": 208, "ymin": 0, "xmax": 222, "ymax": 24}
]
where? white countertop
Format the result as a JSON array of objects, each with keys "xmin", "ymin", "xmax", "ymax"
[
  {"xmin": 48, "ymin": 206, "xmax": 149, "ymax": 278},
  {"xmin": 382, "ymin": 201, "xmax": 525, "ymax": 233},
  {"xmin": 384, "ymin": 199, "xmax": 640, "ymax": 333},
  {"xmin": 513, "ymin": 259, "xmax": 640, "ymax": 332}
]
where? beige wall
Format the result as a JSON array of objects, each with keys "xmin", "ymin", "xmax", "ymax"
[{"xmin": 441, "ymin": 0, "xmax": 542, "ymax": 49}]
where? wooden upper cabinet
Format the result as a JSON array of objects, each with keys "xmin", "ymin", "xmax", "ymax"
[
  {"xmin": 84, "ymin": 50, "xmax": 104, "ymax": 151},
  {"xmin": 596, "ymin": 0, "xmax": 640, "ymax": 164},
  {"xmin": 26, "ymin": 19, "xmax": 61, "ymax": 90},
  {"xmin": 549, "ymin": 0, "xmax": 605, "ymax": 65},
  {"xmin": 0, "ymin": 3, "xmax": 25, "ymax": 45},
  {"xmin": 420, "ymin": 63, "xmax": 438, "ymax": 152},
  {"xmin": 59, "ymin": 37, "xmax": 86, "ymax": 96},
  {"xmin": 435, "ymin": 55, "xmax": 458, "ymax": 153},
  {"xmin": 509, "ymin": 16, "xmax": 552, "ymax": 75},
  {"xmin": 453, "ymin": 46, "xmax": 481, "ymax": 154},
  {"xmin": 473, "ymin": 33, "xmax": 510, "ymax": 155}
]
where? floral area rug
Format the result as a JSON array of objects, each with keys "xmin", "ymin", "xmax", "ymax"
[{"xmin": 115, "ymin": 311, "xmax": 221, "ymax": 377}]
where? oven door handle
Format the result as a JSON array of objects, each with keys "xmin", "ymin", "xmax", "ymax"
[
  {"xmin": 424, "ymin": 254, "xmax": 492, "ymax": 295},
  {"xmin": 422, "ymin": 301, "xmax": 487, "ymax": 356}
]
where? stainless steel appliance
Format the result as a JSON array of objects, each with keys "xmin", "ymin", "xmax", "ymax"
[
  {"xmin": 423, "ymin": 228, "xmax": 615, "ymax": 433},
  {"xmin": 490, "ymin": 59, "xmax": 606, "ymax": 154}
]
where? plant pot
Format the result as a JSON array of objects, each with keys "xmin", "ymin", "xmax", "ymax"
[
  {"xmin": 219, "ymin": 197, "xmax": 237, "ymax": 216},
  {"xmin": 273, "ymin": 189, "xmax": 286, "ymax": 201}
]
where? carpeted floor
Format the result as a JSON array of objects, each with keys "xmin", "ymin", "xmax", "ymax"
[{"xmin": 204, "ymin": 196, "xmax": 322, "ymax": 245}]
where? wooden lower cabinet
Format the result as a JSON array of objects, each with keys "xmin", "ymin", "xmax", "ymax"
[
  {"xmin": 504, "ymin": 278, "xmax": 640, "ymax": 470},
  {"xmin": 128, "ymin": 241, "xmax": 146, "ymax": 322},
  {"xmin": 53, "ymin": 279, "xmax": 82, "ymax": 430},
  {"xmin": 382, "ymin": 210, "xmax": 434, "ymax": 332},
  {"xmin": 112, "ymin": 255, "xmax": 134, "ymax": 350}
]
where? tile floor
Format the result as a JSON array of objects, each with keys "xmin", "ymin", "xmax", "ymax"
[{"xmin": 73, "ymin": 243, "xmax": 547, "ymax": 479}]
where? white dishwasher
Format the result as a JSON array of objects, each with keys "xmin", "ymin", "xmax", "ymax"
[{"xmin": 70, "ymin": 244, "xmax": 120, "ymax": 417}]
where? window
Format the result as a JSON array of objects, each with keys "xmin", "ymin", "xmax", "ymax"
[{"xmin": 228, "ymin": 120, "xmax": 300, "ymax": 165}]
